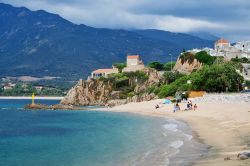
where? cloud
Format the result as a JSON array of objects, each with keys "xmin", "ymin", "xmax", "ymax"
[{"xmin": 1, "ymin": 0, "xmax": 250, "ymax": 41}]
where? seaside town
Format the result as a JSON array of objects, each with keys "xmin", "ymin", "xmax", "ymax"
[{"xmin": 1, "ymin": 1, "xmax": 250, "ymax": 166}]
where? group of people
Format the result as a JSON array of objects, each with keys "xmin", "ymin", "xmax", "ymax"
[
  {"xmin": 173, "ymin": 101, "xmax": 197, "ymax": 112},
  {"xmin": 185, "ymin": 101, "xmax": 197, "ymax": 111},
  {"xmin": 154, "ymin": 99, "xmax": 198, "ymax": 112}
]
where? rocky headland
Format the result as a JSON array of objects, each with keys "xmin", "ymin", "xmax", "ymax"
[{"xmin": 60, "ymin": 68, "xmax": 161, "ymax": 107}]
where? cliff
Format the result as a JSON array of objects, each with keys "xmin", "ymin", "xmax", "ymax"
[
  {"xmin": 60, "ymin": 68, "xmax": 161, "ymax": 106},
  {"xmin": 173, "ymin": 53, "xmax": 203, "ymax": 74}
]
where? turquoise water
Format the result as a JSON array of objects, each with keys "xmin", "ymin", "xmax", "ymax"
[{"xmin": 0, "ymin": 99, "xmax": 207, "ymax": 166}]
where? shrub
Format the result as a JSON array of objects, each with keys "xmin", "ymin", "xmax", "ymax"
[
  {"xmin": 195, "ymin": 51, "xmax": 215, "ymax": 65},
  {"xmin": 179, "ymin": 52, "xmax": 195, "ymax": 64},
  {"xmin": 113, "ymin": 63, "xmax": 126, "ymax": 73},
  {"xmin": 163, "ymin": 62, "xmax": 176, "ymax": 71},
  {"xmin": 148, "ymin": 61, "xmax": 164, "ymax": 71},
  {"xmin": 163, "ymin": 71, "xmax": 185, "ymax": 84}
]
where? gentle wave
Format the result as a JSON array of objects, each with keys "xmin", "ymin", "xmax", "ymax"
[
  {"xmin": 169, "ymin": 140, "xmax": 184, "ymax": 149},
  {"xmin": 184, "ymin": 133, "xmax": 193, "ymax": 140},
  {"xmin": 163, "ymin": 123, "xmax": 178, "ymax": 132}
]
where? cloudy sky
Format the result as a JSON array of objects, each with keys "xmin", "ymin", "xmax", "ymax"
[{"xmin": 1, "ymin": 0, "xmax": 250, "ymax": 41}]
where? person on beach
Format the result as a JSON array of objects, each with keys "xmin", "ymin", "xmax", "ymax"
[
  {"xmin": 190, "ymin": 101, "xmax": 193, "ymax": 110},
  {"xmin": 194, "ymin": 104, "xmax": 197, "ymax": 111},
  {"xmin": 174, "ymin": 103, "xmax": 180, "ymax": 112},
  {"xmin": 186, "ymin": 102, "xmax": 190, "ymax": 110}
]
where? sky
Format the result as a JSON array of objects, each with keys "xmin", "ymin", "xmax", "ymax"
[{"xmin": 1, "ymin": 0, "xmax": 250, "ymax": 41}]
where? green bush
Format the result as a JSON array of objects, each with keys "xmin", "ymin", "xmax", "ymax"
[
  {"xmin": 163, "ymin": 62, "xmax": 176, "ymax": 71},
  {"xmin": 148, "ymin": 61, "xmax": 164, "ymax": 71},
  {"xmin": 163, "ymin": 71, "xmax": 185, "ymax": 84},
  {"xmin": 195, "ymin": 51, "xmax": 215, "ymax": 65},
  {"xmin": 113, "ymin": 63, "xmax": 126, "ymax": 73}
]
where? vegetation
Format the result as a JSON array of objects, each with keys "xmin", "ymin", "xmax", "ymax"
[
  {"xmin": 148, "ymin": 61, "xmax": 176, "ymax": 71},
  {"xmin": 156, "ymin": 63, "xmax": 244, "ymax": 98},
  {"xmin": 163, "ymin": 71, "xmax": 185, "ymax": 84},
  {"xmin": 195, "ymin": 51, "xmax": 216, "ymax": 65},
  {"xmin": 148, "ymin": 62, "xmax": 164, "ymax": 71},
  {"xmin": 113, "ymin": 63, "xmax": 126, "ymax": 73},
  {"xmin": 163, "ymin": 62, "xmax": 176, "ymax": 71},
  {"xmin": 179, "ymin": 52, "xmax": 195, "ymax": 64},
  {"xmin": 0, "ymin": 82, "xmax": 67, "ymax": 96},
  {"xmin": 244, "ymin": 80, "xmax": 250, "ymax": 89},
  {"xmin": 231, "ymin": 56, "xmax": 250, "ymax": 63},
  {"xmin": 99, "ymin": 71, "xmax": 149, "ymax": 98}
]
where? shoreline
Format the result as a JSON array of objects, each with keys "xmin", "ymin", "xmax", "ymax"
[
  {"xmin": 0, "ymin": 96, "xmax": 64, "ymax": 100},
  {"xmin": 97, "ymin": 99, "xmax": 250, "ymax": 166}
]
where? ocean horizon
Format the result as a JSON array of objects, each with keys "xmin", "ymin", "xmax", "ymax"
[{"xmin": 0, "ymin": 99, "xmax": 207, "ymax": 166}]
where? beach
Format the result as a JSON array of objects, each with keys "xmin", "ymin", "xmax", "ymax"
[{"xmin": 98, "ymin": 95, "xmax": 250, "ymax": 165}]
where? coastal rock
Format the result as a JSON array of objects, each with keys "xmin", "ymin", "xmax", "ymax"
[
  {"xmin": 134, "ymin": 68, "xmax": 162, "ymax": 93},
  {"xmin": 25, "ymin": 104, "xmax": 49, "ymax": 109},
  {"xmin": 60, "ymin": 79, "xmax": 114, "ymax": 106},
  {"xmin": 60, "ymin": 68, "xmax": 161, "ymax": 107},
  {"xmin": 173, "ymin": 56, "xmax": 202, "ymax": 74}
]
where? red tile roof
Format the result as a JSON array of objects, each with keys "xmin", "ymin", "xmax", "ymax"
[
  {"xmin": 127, "ymin": 55, "xmax": 139, "ymax": 59},
  {"xmin": 92, "ymin": 69, "xmax": 114, "ymax": 74},
  {"xmin": 216, "ymin": 38, "xmax": 229, "ymax": 44}
]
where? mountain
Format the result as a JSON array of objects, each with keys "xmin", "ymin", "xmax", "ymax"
[
  {"xmin": 0, "ymin": 3, "xmax": 214, "ymax": 80},
  {"xmin": 133, "ymin": 29, "xmax": 215, "ymax": 49},
  {"xmin": 188, "ymin": 31, "xmax": 219, "ymax": 41}
]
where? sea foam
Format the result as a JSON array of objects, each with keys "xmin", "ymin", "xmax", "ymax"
[
  {"xmin": 163, "ymin": 123, "xmax": 178, "ymax": 132},
  {"xmin": 169, "ymin": 140, "xmax": 184, "ymax": 149}
]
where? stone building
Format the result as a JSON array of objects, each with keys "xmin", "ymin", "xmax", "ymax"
[
  {"xmin": 215, "ymin": 38, "xmax": 230, "ymax": 51},
  {"xmin": 122, "ymin": 55, "xmax": 145, "ymax": 72}
]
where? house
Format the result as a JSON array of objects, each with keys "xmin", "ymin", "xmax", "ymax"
[
  {"xmin": 122, "ymin": 55, "xmax": 145, "ymax": 72},
  {"xmin": 90, "ymin": 66, "xmax": 119, "ymax": 79},
  {"xmin": 3, "ymin": 83, "xmax": 16, "ymax": 90},
  {"xmin": 35, "ymin": 86, "xmax": 44, "ymax": 91},
  {"xmin": 215, "ymin": 38, "xmax": 230, "ymax": 51}
]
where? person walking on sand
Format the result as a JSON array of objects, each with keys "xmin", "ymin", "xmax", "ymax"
[{"xmin": 194, "ymin": 104, "xmax": 197, "ymax": 111}]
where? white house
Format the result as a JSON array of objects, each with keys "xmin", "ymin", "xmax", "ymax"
[{"xmin": 90, "ymin": 66, "xmax": 119, "ymax": 79}]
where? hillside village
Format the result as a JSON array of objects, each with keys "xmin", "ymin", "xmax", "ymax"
[{"xmin": 89, "ymin": 38, "xmax": 250, "ymax": 81}]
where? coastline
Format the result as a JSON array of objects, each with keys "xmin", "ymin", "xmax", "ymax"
[
  {"xmin": 97, "ymin": 99, "xmax": 250, "ymax": 166},
  {"xmin": 0, "ymin": 96, "xmax": 64, "ymax": 100}
]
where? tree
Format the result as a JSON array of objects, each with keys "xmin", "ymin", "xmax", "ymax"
[
  {"xmin": 163, "ymin": 71, "xmax": 185, "ymax": 84},
  {"xmin": 190, "ymin": 64, "xmax": 244, "ymax": 92},
  {"xmin": 163, "ymin": 62, "xmax": 176, "ymax": 71},
  {"xmin": 113, "ymin": 63, "xmax": 126, "ymax": 73},
  {"xmin": 195, "ymin": 51, "xmax": 215, "ymax": 65},
  {"xmin": 148, "ymin": 61, "xmax": 164, "ymax": 71}
]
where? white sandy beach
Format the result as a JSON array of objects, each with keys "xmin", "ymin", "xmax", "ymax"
[
  {"xmin": 0, "ymin": 96, "xmax": 63, "ymax": 100},
  {"xmin": 98, "ymin": 94, "xmax": 250, "ymax": 166}
]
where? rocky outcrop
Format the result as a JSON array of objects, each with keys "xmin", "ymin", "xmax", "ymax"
[
  {"xmin": 134, "ymin": 67, "xmax": 162, "ymax": 93},
  {"xmin": 173, "ymin": 57, "xmax": 202, "ymax": 74},
  {"xmin": 60, "ymin": 68, "xmax": 161, "ymax": 106},
  {"xmin": 60, "ymin": 79, "xmax": 115, "ymax": 106}
]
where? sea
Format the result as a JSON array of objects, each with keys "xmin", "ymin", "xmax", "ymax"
[{"xmin": 0, "ymin": 99, "xmax": 208, "ymax": 166}]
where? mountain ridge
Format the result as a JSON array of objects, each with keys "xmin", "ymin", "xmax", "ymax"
[{"xmin": 0, "ymin": 3, "xmax": 215, "ymax": 80}]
